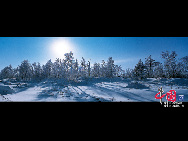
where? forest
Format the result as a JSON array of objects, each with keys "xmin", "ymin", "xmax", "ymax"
[
  {"xmin": 126, "ymin": 51, "xmax": 188, "ymax": 80},
  {"xmin": 0, "ymin": 51, "xmax": 187, "ymax": 82},
  {"xmin": 0, "ymin": 51, "xmax": 124, "ymax": 82}
]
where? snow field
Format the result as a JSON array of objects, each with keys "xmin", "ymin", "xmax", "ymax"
[{"xmin": 0, "ymin": 78, "xmax": 188, "ymax": 102}]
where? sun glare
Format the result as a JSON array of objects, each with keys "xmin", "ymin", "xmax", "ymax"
[{"xmin": 50, "ymin": 39, "xmax": 73, "ymax": 59}]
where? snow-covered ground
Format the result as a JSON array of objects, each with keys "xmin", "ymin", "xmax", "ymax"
[{"xmin": 0, "ymin": 78, "xmax": 188, "ymax": 102}]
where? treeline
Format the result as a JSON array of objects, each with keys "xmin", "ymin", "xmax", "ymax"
[
  {"xmin": 0, "ymin": 51, "xmax": 125, "ymax": 82},
  {"xmin": 1, "ymin": 51, "xmax": 187, "ymax": 82},
  {"xmin": 125, "ymin": 51, "xmax": 188, "ymax": 80}
]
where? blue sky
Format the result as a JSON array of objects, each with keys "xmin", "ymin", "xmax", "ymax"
[{"xmin": 0, "ymin": 37, "xmax": 188, "ymax": 71}]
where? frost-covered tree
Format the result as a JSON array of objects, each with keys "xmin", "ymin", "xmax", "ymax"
[
  {"xmin": 80, "ymin": 57, "xmax": 87, "ymax": 78},
  {"xmin": 114, "ymin": 65, "xmax": 122, "ymax": 77},
  {"xmin": 133, "ymin": 59, "xmax": 146, "ymax": 80},
  {"xmin": 176, "ymin": 61, "xmax": 184, "ymax": 78},
  {"xmin": 60, "ymin": 59, "xmax": 67, "ymax": 79},
  {"xmin": 52, "ymin": 58, "xmax": 62, "ymax": 79},
  {"xmin": 100, "ymin": 60, "xmax": 107, "ymax": 77},
  {"xmin": 125, "ymin": 68, "xmax": 133, "ymax": 78},
  {"xmin": 153, "ymin": 62, "xmax": 164, "ymax": 78},
  {"xmin": 87, "ymin": 60, "xmax": 91, "ymax": 77},
  {"xmin": 161, "ymin": 51, "xmax": 177, "ymax": 78},
  {"xmin": 0, "ymin": 51, "xmax": 128, "ymax": 82},
  {"xmin": 0, "ymin": 65, "xmax": 14, "ymax": 79},
  {"xmin": 32, "ymin": 62, "xmax": 43, "ymax": 81},
  {"xmin": 13, "ymin": 67, "xmax": 20, "ymax": 80},
  {"xmin": 145, "ymin": 55, "xmax": 155, "ymax": 78},
  {"xmin": 121, "ymin": 69, "xmax": 126, "ymax": 78},
  {"xmin": 177, "ymin": 56, "xmax": 188, "ymax": 78},
  {"xmin": 74, "ymin": 59, "xmax": 79, "ymax": 72},
  {"xmin": 71, "ymin": 59, "xmax": 79, "ymax": 81},
  {"xmin": 18, "ymin": 60, "xmax": 32, "ymax": 81},
  {"xmin": 64, "ymin": 51, "xmax": 76, "ymax": 81},
  {"xmin": 43, "ymin": 59, "xmax": 53, "ymax": 79},
  {"xmin": 64, "ymin": 52, "xmax": 74, "ymax": 71},
  {"xmin": 106, "ymin": 57, "xmax": 115, "ymax": 78},
  {"xmin": 92, "ymin": 62, "xmax": 100, "ymax": 77}
]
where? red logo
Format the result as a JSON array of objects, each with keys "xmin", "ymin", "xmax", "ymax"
[{"xmin": 155, "ymin": 90, "xmax": 176, "ymax": 102}]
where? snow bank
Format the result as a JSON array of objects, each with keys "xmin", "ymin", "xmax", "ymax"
[
  {"xmin": 0, "ymin": 85, "xmax": 15, "ymax": 95},
  {"xmin": 125, "ymin": 81, "xmax": 149, "ymax": 89}
]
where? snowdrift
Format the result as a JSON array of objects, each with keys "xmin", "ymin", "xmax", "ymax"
[
  {"xmin": 125, "ymin": 81, "xmax": 149, "ymax": 89},
  {"xmin": 0, "ymin": 85, "xmax": 15, "ymax": 95}
]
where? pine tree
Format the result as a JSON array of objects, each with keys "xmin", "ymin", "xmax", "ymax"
[
  {"xmin": 133, "ymin": 59, "xmax": 145, "ymax": 80},
  {"xmin": 106, "ymin": 57, "xmax": 115, "ymax": 78}
]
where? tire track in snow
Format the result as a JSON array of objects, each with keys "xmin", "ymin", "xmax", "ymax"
[
  {"xmin": 76, "ymin": 86, "xmax": 111, "ymax": 101},
  {"xmin": 91, "ymin": 84, "xmax": 133, "ymax": 101},
  {"xmin": 67, "ymin": 86, "xmax": 89, "ymax": 101},
  {"xmin": 93, "ymin": 83, "xmax": 155, "ymax": 101},
  {"xmin": 75, "ymin": 86, "xmax": 99, "ymax": 100},
  {"xmin": 77, "ymin": 85, "xmax": 123, "ymax": 101}
]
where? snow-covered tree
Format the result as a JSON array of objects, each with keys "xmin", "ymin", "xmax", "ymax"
[
  {"xmin": 64, "ymin": 51, "xmax": 76, "ymax": 81},
  {"xmin": 71, "ymin": 59, "xmax": 79, "ymax": 81},
  {"xmin": 60, "ymin": 59, "xmax": 67, "ymax": 79},
  {"xmin": 87, "ymin": 60, "xmax": 91, "ymax": 77},
  {"xmin": 92, "ymin": 62, "xmax": 100, "ymax": 77},
  {"xmin": 161, "ymin": 51, "xmax": 177, "ymax": 78},
  {"xmin": 32, "ymin": 62, "xmax": 43, "ymax": 81},
  {"xmin": 177, "ymin": 56, "xmax": 188, "ymax": 78},
  {"xmin": 52, "ymin": 58, "xmax": 62, "ymax": 79},
  {"xmin": 0, "ymin": 65, "xmax": 14, "ymax": 79},
  {"xmin": 0, "ymin": 51, "xmax": 128, "ymax": 82},
  {"xmin": 64, "ymin": 52, "xmax": 74, "ymax": 71},
  {"xmin": 125, "ymin": 68, "xmax": 133, "ymax": 78},
  {"xmin": 13, "ymin": 67, "xmax": 20, "ymax": 80},
  {"xmin": 133, "ymin": 59, "xmax": 146, "ymax": 80},
  {"xmin": 18, "ymin": 60, "xmax": 32, "ymax": 81},
  {"xmin": 114, "ymin": 65, "xmax": 123, "ymax": 77},
  {"xmin": 145, "ymin": 55, "xmax": 155, "ymax": 78},
  {"xmin": 80, "ymin": 57, "xmax": 87, "ymax": 78},
  {"xmin": 43, "ymin": 59, "xmax": 53, "ymax": 79},
  {"xmin": 100, "ymin": 60, "xmax": 107, "ymax": 77},
  {"xmin": 74, "ymin": 59, "xmax": 79, "ymax": 72},
  {"xmin": 153, "ymin": 62, "xmax": 164, "ymax": 78},
  {"xmin": 106, "ymin": 57, "xmax": 115, "ymax": 78}
]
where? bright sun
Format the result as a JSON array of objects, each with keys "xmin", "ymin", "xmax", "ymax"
[{"xmin": 50, "ymin": 39, "xmax": 73, "ymax": 59}]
